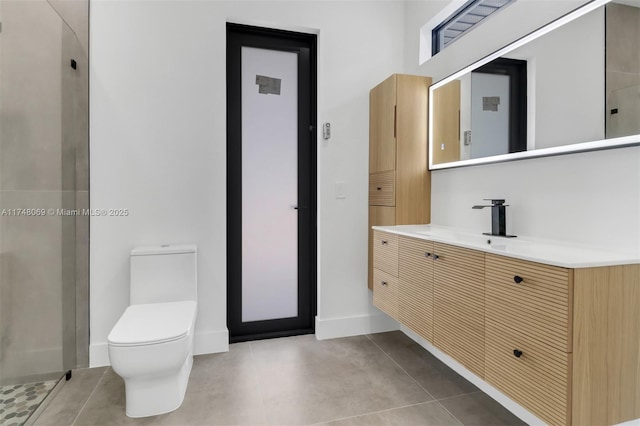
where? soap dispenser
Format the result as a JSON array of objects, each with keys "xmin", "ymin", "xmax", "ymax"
[{"xmin": 472, "ymin": 199, "xmax": 517, "ymax": 238}]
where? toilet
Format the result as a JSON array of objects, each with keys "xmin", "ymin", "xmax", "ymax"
[{"xmin": 107, "ymin": 244, "xmax": 197, "ymax": 418}]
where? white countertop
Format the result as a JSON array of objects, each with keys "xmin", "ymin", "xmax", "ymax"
[{"xmin": 372, "ymin": 224, "xmax": 640, "ymax": 269}]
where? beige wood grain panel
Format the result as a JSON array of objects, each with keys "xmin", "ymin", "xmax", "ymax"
[
  {"xmin": 607, "ymin": 265, "xmax": 640, "ymax": 424},
  {"xmin": 369, "ymin": 74, "xmax": 396, "ymax": 174},
  {"xmin": 368, "ymin": 207, "xmax": 396, "ymax": 289},
  {"xmin": 395, "ymin": 74, "xmax": 431, "ymax": 225},
  {"xmin": 399, "ymin": 237, "xmax": 434, "ymax": 342},
  {"xmin": 573, "ymin": 265, "xmax": 640, "ymax": 425},
  {"xmin": 486, "ymin": 318, "xmax": 571, "ymax": 426},
  {"xmin": 573, "ymin": 267, "xmax": 610, "ymax": 426},
  {"xmin": 432, "ymin": 79, "xmax": 461, "ymax": 165},
  {"xmin": 369, "ymin": 171, "xmax": 396, "ymax": 206},
  {"xmin": 372, "ymin": 230, "xmax": 398, "ymax": 277},
  {"xmin": 486, "ymin": 254, "xmax": 571, "ymax": 352},
  {"xmin": 433, "ymin": 243, "xmax": 485, "ymax": 378},
  {"xmin": 373, "ymin": 268, "xmax": 399, "ymax": 320}
]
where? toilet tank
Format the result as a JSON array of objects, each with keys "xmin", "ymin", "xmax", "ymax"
[{"xmin": 130, "ymin": 244, "xmax": 197, "ymax": 305}]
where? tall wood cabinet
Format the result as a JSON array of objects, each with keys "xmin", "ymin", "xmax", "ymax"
[{"xmin": 368, "ymin": 74, "xmax": 432, "ymax": 289}]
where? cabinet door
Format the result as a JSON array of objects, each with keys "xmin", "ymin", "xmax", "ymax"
[
  {"xmin": 433, "ymin": 243, "xmax": 485, "ymax": 377},
  {"xmin": 395, "ymin": 74, "xmax": 431, "ymax": 225},
  {"xmin": 368, "ymin": 208, "xmax": 396, "ymax": 289},
  {"xmin": 369, "ymin": 74, "xmax": 396, "ymax": 174},
  {"xmin": 399, "ymin": 237, "xmax": 434, "ymax": 342}
]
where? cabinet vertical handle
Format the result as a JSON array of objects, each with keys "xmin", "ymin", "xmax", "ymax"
[
  {"xmin": 513, "ymin": 275, "xmax": 523, "ymax": 284},
  {"xmin": 513, "ymin": 349, "xmax": 523, "ymax": 358},
  {"xmin": 381, "ymin": 240, "xmax": 388, "ymax": 245},
  {"xmin": 393, "ymin": 105, "xmax": 397, "ymax": 138}
]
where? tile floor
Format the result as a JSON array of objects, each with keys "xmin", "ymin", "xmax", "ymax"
[
  {"xmin": 0, "ymin": 380, "xmax": 58, "ymax": 426},
  {"xmin": 32, "ymin": 332, "xmax": 526, "ymax": 426}
]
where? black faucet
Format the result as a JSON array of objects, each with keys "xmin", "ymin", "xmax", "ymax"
[{"xmin": 472, "ymin": 199, "xmax": 517, "ymax": 238}]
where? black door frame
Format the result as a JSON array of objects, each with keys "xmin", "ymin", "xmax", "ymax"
[
  {"xmin": 473, "ymin": 57, "xmax": 527, "ymax": 154},
  {"xmin": 226, "ymin": 23, "xmax": 317, "ymax": 343}
]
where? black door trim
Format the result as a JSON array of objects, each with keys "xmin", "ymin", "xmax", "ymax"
[
  {"xmin": 226, "ymin": 23, "xmax": 317, "ymax": 343},
  {"xmin": 473, "ymin": 57, "xmax": 527, "ymax": 154}
]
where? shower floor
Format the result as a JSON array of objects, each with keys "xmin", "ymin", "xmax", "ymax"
[{"xmin": 0, "ymin": 380, "xmax": 57, "ymax": 426}]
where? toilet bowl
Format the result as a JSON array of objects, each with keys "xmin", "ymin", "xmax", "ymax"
[{"xmin": 107, "ymin": 245, "xmax": 197, "ymax": 418}]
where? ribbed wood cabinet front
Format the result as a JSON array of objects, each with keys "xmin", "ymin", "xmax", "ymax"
[
  {"xmin": 485, "ymin": 254, "xmax": 573, "ymax": 425},
  {"xmin": 433, "ymin": 243, "xmax": 486, "ymax": 378},
  {"xmin": 398, "ymin": 236, "xmax": 434, "ymax": 342},
  {"xmin": 368, "ymin": 74, "xmax": 432, "ymax": 289},
  {"xmin": 372, "ymin": 231, "xmax": 399, "ymax": 321}
]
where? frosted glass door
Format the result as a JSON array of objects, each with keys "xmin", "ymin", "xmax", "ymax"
[
  {"xmin": 241, "ymin": 47, "xmax": 298, "ymax": 322},
  {"xmin": 470, "ymin": 73, "xmax": 510, "ymax": 159}
]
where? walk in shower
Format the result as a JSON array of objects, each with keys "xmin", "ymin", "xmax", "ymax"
[{"xmin": 0, "ymin": 0, "xmax": 89, "ymax": 424}]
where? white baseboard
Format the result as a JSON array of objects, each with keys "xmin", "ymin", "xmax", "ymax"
[
  {"xmin": 194, "ymin": 329, "xmax": 229, "ymax": 355},
  {"xmin": 315, "ymin": 313, "xmax": 400, "ymax": 340},
  {"xmin": 89, "ymin": 329, "xmax": 230, "ymax": 368},
  {"xmin": 400, "ymin": 325, "xmax": 546, "ymax": 426}
]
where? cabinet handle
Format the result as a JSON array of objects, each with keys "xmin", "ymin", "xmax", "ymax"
[
  {"xmin": 513, "ymin": 349, "xmax": 523, "ymax": 358},
  {"xmin": 433, "ymin": 254, "xmax": 440, "ymax": 260},
  {"xmin": 513, "ymin": 275, "xmax": 523, "ymax": 284},
  {"xmin": 381, "ymin": 281, "xmax": 388, "ymax": 286},
  {"xmin": 425, "ymin": 252, "xmax": 431, "ymax": 258},
  {"xmin": 376, "ymin": 187, "xmax": 382, "ymax": 191},
  {"xmin": 381, "ymin": 240, "xmax": 388, "ymax": 245}
]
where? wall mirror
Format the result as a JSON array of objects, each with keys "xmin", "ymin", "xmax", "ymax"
[{"xmin": 429, "ymin": 0, "xmax": 640, "ymax": 169}]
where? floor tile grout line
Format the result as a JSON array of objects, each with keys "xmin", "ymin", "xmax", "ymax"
[
  {"xmin": 308, "ymin": 400, "xmax": 443, "ymax": 426},
  {"xmin": 70, "ymin": 367, "xmax": 110, "ymax": 426},
  {"xmin": 366, "ymin": 334, "xmax": 466, "ymax": 426},
  {"xmin": 436, "ymin": 390, "xmax": 481, "ymax": 403},
  {"xmin": 434, "ymin": 399, "xmax": 466, "ymax": 426},
  {"xmin": 247, "ymin": 341, "xmax": 269, "ymax": 425},
  {"xmin": 366, "ymin": 335, "xmax": 437, "ymax": 402}
]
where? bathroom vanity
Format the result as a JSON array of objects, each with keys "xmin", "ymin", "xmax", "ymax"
[{"xmin": 372, "ymin": 224, "xmax": 639, "ymax": 426}]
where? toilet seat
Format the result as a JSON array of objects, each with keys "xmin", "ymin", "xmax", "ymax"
[{"xmin": 108, "ymin": 301, "xmax": 196, "ymax": 347}]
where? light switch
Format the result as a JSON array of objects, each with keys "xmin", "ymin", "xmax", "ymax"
[
  {"xmin": 335, "ymin": 181, "xmax": 346, "ymax": 199},
  {"xmin": 323, "ymin": 122, "xmax": 331, "ymax": 140}
]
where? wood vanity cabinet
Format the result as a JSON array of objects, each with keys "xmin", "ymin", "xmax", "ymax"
[
  {"xmin": 368, "ymin": 74, "xmax": 432, "ymax": 289},
  {"xmin": 372, "ymin": 231, "xmax": 640, "ymax": 426}
]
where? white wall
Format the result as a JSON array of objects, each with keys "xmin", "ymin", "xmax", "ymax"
[
  {"xmin": 405, "ymin": 0, "xmax": 640, "ymax": 253},
  {"xmin": 504, "ymin": 6, "xmax": 604, "ymax": 149},
  {"xmin": 89, "ymin": 0, "xmax": 404, "ymax": 365}
]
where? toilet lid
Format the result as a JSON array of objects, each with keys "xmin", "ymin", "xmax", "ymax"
[{"xmin": 108, "ymin": 301, "xmax": 197, "ymax": 347}]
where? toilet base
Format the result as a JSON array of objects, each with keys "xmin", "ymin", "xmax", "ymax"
[{"xmin": 124, "ymin": 354, "xmax": 193, "ymax": 418}]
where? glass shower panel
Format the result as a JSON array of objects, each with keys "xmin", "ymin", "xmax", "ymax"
[
  {"xmin": 241, "ymin": 46, "xmax": 299, "ymax": 323},
  {"xmin": 0, "ymin": 1, "xmax": 86, "ymax": 421}
]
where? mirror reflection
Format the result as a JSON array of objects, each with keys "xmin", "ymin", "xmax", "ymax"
[{"xmin": 430, "ymin": 0, "xmax": 640, "ymax": 166}]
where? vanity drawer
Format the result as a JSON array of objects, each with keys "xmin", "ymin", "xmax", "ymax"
[
  {"xmin": 486, "ymin": 318, "xmax": 571, "ymax": 426},
  {"xmin": 485, "ymin": 254, "xmax": 573, "ymax": 352},
  {"xmin": 373, "ymin": 230, "xmax": 398, "ymax": 277},
  {"xmin": 369, "ymin": 171, "xmax": 396, "ymax": 206},
  {"xmin": 373, "ymin": 268, "xmax": 399, "ymax": 320}
]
